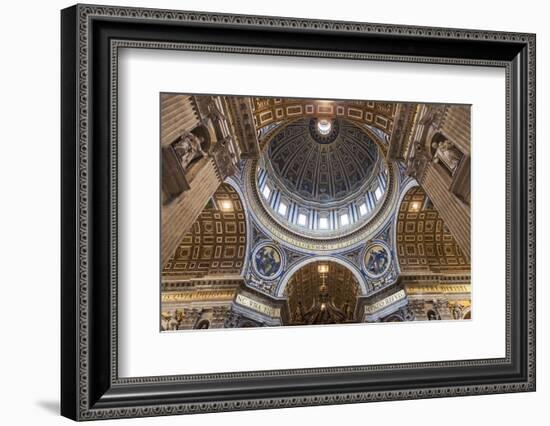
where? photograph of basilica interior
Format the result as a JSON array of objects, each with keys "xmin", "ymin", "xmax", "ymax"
[{"xmin": 160, "ymin": 95, "xmax": 471, "ymax": 331}]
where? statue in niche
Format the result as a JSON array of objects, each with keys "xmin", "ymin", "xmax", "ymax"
[
  {"xmin": 173, "ymin": 131, "xmax": 207, "ymax": 171},
  {"xmin": 431, "ymin": 139, "xmax": 462, "ymax": 173}
]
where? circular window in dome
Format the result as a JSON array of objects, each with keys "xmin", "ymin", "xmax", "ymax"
[
  {"xmin": 317, "ymin": 119, "xmax": 332, "ymax": 135},
  {"xmin": 308, "ymin": 118, "xmax": 340, "ymax": 144}
]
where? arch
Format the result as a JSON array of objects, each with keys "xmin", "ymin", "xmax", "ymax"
[
  {"xmin": 284, "ymin": 260, "xmax": 361, "ymax": 325},
  {"xmin": 224, "ymin": 177, "xmax": 253, "ymax": 277},
  {"xmin": 162, "ymin": 183, "xmax": 247, "ymax": 278},
  {"xmin": 395, "ymin": 186, "xmax": 469, "ymax": 274},
  {"xmin": 276, "ymin": 255, "xmax": 367, "ymax": 297},
  {"xmin": 391, "ymin": 178, "xmax": 419, "ymax": 275}
]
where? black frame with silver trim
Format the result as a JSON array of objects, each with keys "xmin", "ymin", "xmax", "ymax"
[{"xmin": 61, "ymin": 4, "xmax": 536, "ymax": 421}]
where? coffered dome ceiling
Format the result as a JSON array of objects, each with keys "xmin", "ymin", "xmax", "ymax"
[
  {"xmin": 245, "ymin": 117, "xmax": 395, "ymax": 249},
  {"xmin": 266, "ymin": 118, "xmax": 379, "ymax": 205}
]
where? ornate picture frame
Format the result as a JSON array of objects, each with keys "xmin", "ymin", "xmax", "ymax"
[{"xmin": 61, "ymin": 4, "xmax": 536, "ymax": 421}]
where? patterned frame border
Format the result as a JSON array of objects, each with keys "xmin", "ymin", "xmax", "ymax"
[{"xmin": 63, "ymin": 4, "xmax": 535, "ymax": 420}]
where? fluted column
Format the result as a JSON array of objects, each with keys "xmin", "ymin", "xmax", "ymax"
[
  {"xmin": 161, "ymin": 157, "xmax": 221, "ymax": 266},
  {"xmin": 419, "ymin": 162, "xmax": 470, "ymax": 259},
  {"xmin": 439, "ymin": 106, "xmax": 471, "ymax": 155},
  {"xmin": 397, "ymin": 104, "xmax": 471, "ymax": 260},
  {"xmin": 160, "ymin": 94, "xmax": 200, "ymax": 147},
  {"xmin": 160, "ymin": 95, "xmax": 243, "ymax": 267}
]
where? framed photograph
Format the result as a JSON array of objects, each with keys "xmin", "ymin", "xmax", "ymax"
[{"xmin": 61, "ymin": 4, "xmax": 536, "ymax": 421}]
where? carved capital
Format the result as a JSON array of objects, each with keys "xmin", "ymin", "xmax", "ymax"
[
  {"xmin": 226, "ymin": 97, "xmax": 260, "ymax": 159},
  {"xmin": 387, "ymin": 104, "xmax": 416, "ymax": 161},
  {"xmin": 211, "ymin": 139, "xmax": 237, "ymax": 180},
  {"xmin": 406, "ymin": 141, "xmax": 431, "ymax": 183}
]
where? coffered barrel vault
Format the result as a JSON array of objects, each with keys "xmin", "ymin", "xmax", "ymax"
[
  {"xmin": 396, "ymin": 186, "xmax": 469, "ymax": 274},
  {"xmin": 163, "ymin": 183, "xmax": 247, "ymax": 279}
]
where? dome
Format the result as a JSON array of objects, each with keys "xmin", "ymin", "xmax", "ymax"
[
  {"xmin": 265, "ymin": 118, "xmax": 379, "ymax": 204},
  {"xmin": 255, "ymin": 118, "xmax": 389, "ymax": 239}
]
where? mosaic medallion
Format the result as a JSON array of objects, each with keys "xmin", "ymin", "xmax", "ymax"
[
  {"xmin": 253, "ymin": 244, "xmax": 283, "ymax": 279},
  {"xmin": 363, "ymin": 243, "xmax": 391, "ymax": 278}
]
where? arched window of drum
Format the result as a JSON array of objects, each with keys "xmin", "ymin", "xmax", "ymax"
[
  {"xmin": 261, "ymin": 182, "xmax": 272, "ymax": 200},
  {"xmin": 297, "ymin": 209, "xmax": 308, "ymax": 227},
  {"xmin": 338, "ymin": 208, "xmax": 351, "ymax": 227},
  {"xmin": 356, "ymin": 192, "xmax": 371, "ymax": 217},
  {"xmin": 277, "ymin": 197, "xmax": 289, "ymax": 217},
  {"xmin": 318, "ymin": 213, "xmax": 330, "ymax": 230}
]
